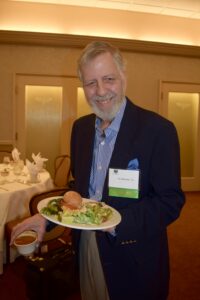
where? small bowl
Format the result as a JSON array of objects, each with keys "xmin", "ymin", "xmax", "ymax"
[{"xmin": 14, "ymin": 230, "xmax": 38, "ymax": 257}]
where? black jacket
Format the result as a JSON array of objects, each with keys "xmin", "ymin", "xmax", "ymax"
[{"xmin": 70, "ymin": 98, "xmax": 185, "ymax": 300}]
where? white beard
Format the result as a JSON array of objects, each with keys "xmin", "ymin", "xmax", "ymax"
[{"xmin": 88, "ymin": 92, "xmax": 124, "ymax": 121}]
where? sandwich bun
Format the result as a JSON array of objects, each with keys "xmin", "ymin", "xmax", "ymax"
[{"xmin": 62, "ymin": 191, "xmax": 82, "ymax": 210}]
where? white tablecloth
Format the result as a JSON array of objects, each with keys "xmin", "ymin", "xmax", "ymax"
[{"xmin": 0, "ymin": 166, "xmax": 54, "ymax": 274}]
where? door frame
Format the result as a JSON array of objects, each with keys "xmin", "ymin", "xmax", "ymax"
[
  {"xmin": 159, "ymin": 80, "xmax": 200, "ymax": 191},
  {"xmin": 13, "ymin": 73, "xmax": 80, "ymax": 162}
]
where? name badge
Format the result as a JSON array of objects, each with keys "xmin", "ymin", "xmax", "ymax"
[{"xmin": 108, "ymin": 168, "xmax": 139, "ymax": 199}]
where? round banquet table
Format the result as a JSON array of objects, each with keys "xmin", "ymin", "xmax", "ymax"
[{"xmin": 0, "ymin": 165, "xmax": 54, "ymax": 274}]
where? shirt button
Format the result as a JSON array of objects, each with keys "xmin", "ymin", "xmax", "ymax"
[
  {"xmin": 96, "ymin": 190, "xmax": 101, "ymax": 196},
  {"xmin": 101, "ymin": 141, "xmax": 105, "ymax": 145},
  {"xmin": 98, "ymin": 165, "xmax": 102, "ymax": 170}
]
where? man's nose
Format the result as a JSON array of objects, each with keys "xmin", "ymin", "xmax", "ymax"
[{"xmin": 96, "ymin": 81, "xmax": 106, "ymax": 95}]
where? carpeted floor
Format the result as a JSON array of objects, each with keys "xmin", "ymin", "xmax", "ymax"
[
  {"xmin": 168, "ymin": 191, "xmax": 200, "ymax": 300},
  {"xmin": 0, "ymin": 230, "xmax": 81, "ymax": 300},
  {"xmin": 0, "ymin": 192, "xmax": 199, "ymax": 300},
  {"xmin": 0, "ymin": 256, "xmax": 81, "ymax": 300},
  {"xmin": 0, "ymin": 257, "xmax": 28, "ymax": 300}
]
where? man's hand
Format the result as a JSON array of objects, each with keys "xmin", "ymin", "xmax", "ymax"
[
  {"xmin": 102, "ymin": 226, "xmax": 116, "ymax": 235},
  {"xmin": 10, "ymin": 213, "xmax": 47, "ymax": 245}
]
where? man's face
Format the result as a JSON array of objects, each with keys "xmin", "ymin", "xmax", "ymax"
[{"xmin": 81, "ymin": 52, "xmax": 127, "ymax": 121}]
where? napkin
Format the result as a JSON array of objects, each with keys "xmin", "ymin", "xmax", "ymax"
[
  {"xmin": 12, "ymin": 148, "xmax": 21, "ymax": 162},
  {"xmin": 26, "ymin": 159, "xmax": 39, "ymax": 182},
  {"xmin": 32, "ymin": 152, "xmax": 48, "ymax": 172}
]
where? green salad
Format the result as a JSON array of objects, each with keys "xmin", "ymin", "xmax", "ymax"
[{"xmin": 41, "ymin": 198, "xmax": 113, "ymax": 225}]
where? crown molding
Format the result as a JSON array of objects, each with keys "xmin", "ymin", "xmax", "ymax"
[{"xmin": 0, "ymin": 30, "xmax": 200, "ymax": 58}]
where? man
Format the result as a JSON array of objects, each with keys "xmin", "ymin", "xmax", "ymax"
[{"xmin": 11, "ymin": 41, "xmax": 185, "ymax": 300}]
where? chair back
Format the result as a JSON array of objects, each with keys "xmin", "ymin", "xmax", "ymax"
[
  {"xmin": 54, "ymin": 155, "xmax": 71, "ymax": 188},
  {"xmin": 29, "ymin": 188, "xmax": 71, "ymax": 244},
  {"xmin": 0, "ymin": 150, "xmax": 12, "ymax": 163}
]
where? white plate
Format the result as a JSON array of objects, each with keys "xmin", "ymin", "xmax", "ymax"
[{"xmin": 38, "ymin": 196, "xmax": 121, "ymax": 230}]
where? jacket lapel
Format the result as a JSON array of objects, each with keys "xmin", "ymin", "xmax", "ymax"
[
  {"xmin": 102, "ymin": 99, "xmax": 140, "ymax": 199},
  {"xmin": 110, "ymin": 98, "xmax": 139, "ymax": 169}
]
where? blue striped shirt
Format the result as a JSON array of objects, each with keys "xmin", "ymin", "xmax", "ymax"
[{"xmin": 89, "ymin": 99, "xmax": 127, "ymax": 201}]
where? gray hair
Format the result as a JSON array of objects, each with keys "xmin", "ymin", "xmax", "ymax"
[{"xmin": 77, "ymin": 41, "xmax": 126, "ymax": 82}]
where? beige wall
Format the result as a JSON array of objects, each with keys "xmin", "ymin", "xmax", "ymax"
[
  {"xmin": 1, "ymin": 38, "xmax": 200, "ymax": 148},
  {"xmin": 0, "ymin": 44, "xmax": 80, "ymax": 146},
  {"xmin": 124, "ymin": 51, "xmax": 200, "ymax": 110}
]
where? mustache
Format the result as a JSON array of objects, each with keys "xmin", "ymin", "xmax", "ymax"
[{"xmin": 92, "ymin": 93, "xmax": 114, "ymax": 102}]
